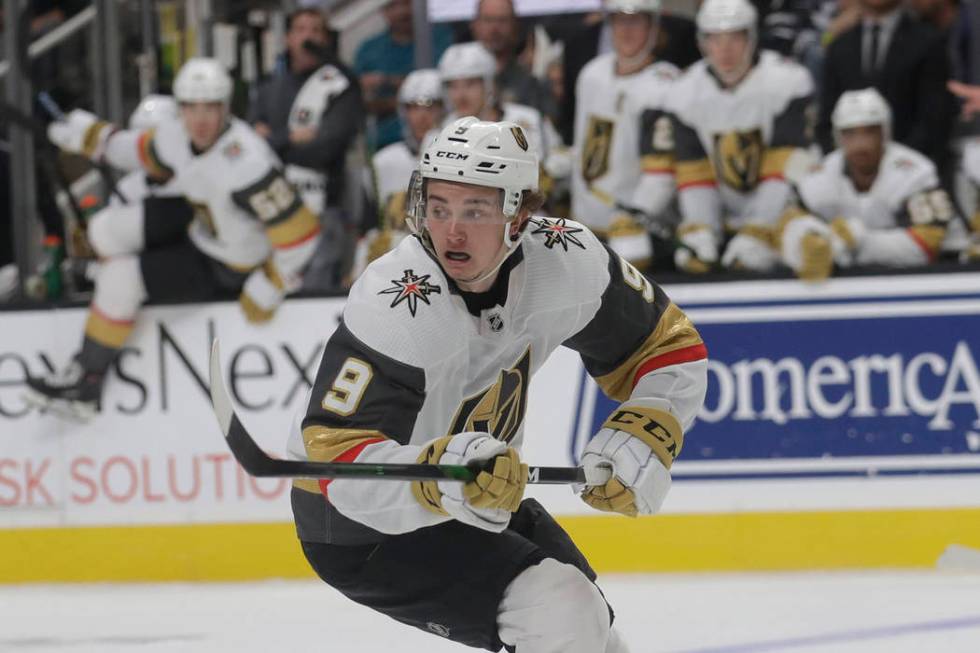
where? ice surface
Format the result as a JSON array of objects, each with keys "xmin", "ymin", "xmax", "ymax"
[{"xmin": 2, "ymin": 571, "xmax": 979, "ymax": 652}]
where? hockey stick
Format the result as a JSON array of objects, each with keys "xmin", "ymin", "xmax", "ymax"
[{"xmin": 209, "ymin": 339, "xmax": 608, "ymax": 485}]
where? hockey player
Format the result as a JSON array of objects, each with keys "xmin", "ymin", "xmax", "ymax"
[
  {"xmin": 350, "ymin": 68, "xmax": 444, "ymax": 280},
  {"xmin": 438, "ymin": 42, "xmax": 569, "ymax": 194},
  {"xmin": 571, "ymin": 0, "xmax": 679, "ymax": 271},
  {"xmin": 288, "ymin": 117, "xmax": 707, "ymax": 652},
  {"xmin": 779, "ymin": 88, "xmax": 957, "ymax": 279},
  {"xmin": 25, "ymin": 58, "xmax": 320, "ymax": 419},
  {"xmin": 668, "ymin": 0, "xmax": 815, "ymax": 274},
  {"xmin": 114, "ymin": 94, "xmax": 180, "ymax": 203}
]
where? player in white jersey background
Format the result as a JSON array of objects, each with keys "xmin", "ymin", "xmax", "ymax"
[
  {"xmin": 668, "ymin": 0, "xmax": 815, "ymax": 275},
  {"xmin": 288, "ymin": 117, "xmax": 707, "ymax": 653},
  {"xmin": 438, "ymin": 41, "xmax": 570, "ymax": 205},
  {"xmin": 779, "ymin": 88, "xmax": 959, "ymax": 280},
  {"xmin": 351, "ymin": 69, "xmax": 445, "ymax": 281},
  {"xmin": 571, "ymin": 0, "xmax": 680, "ymax": 271},
  {"xmin": 25, "ymin": 58, "xmax": 321, "ymax": 419}
]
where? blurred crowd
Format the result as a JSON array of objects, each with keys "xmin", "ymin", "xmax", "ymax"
[{"xmin": 5, "ymin": 0, "xmax": 980, "ymax": 304}]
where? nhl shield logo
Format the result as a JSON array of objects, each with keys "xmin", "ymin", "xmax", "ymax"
[
  {"xmin": 510, "ymin": 126, "xmax": 529, "ymax": 151},
  {"xmin": 487, "ymin": 312, "xmax": 504, "ymax": 332}
]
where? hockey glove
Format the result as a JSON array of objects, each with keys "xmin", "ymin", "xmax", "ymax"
[
  {"xmin": 47, "ymin": 109, "xmax": 114, "ymax": 161},
  {"xmin": 580, "ymin": 398, "xmax": 679, "ymax": 517},
  {"xmin": 607, "ymin": 212, "xmax": 653, "ymax": 271},
  {"xmin": 673, "ymin": 224, "xmax": 718, "ymax": 274},
  {"xmin": 239, "ymin": 265, "xmax": 285, "ymax": 324},
  {"xmin": 779, "ymin": 214, "xmax": 850, "ymax": 281},
  {"xmin": 721, "ymin": 225, "xmax": 780, "ymax": 272},
  {"xmin": 413, "ymin": 432, "xmax": 527, "ymax": 532}
]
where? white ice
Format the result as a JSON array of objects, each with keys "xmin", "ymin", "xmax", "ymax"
[{"xmin": 3, "ymin": 571, "xmax": 980, "ymax": 652}]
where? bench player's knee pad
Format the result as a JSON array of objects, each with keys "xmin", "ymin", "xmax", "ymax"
[
  {"xmin": 92, "ymin": 256, "xmax": 147, "ymax": 320},
  {"xmin": 88, "ymin": 204, "xmax": 144, "ymax": 258},
  {"xmin": 498, "ymin": 558, "xmax": 610, "ymax": 653}
]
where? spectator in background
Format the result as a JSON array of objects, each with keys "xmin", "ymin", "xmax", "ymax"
[
  {"xmin": 910, "ymin": 0, "xmax": 960, "ymax": 33},
  {"xmin": 355, "ymin": 0, "xmax": 453, "ymax": 151},
  {"xmin": 471, "ymin": 0, "xmax": 556, "ymax": 120},
  {"xmin": 249, "ymin": 7, "xmax": 363, "ymax": 289},
  {"xmin": 817, "ymin": 0, "xmax": 954, "ymax": 175}
]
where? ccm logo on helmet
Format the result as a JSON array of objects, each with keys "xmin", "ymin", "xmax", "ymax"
[{"xmin": 435, "ymin": 151, "xmax": 469, "ymax": 160}]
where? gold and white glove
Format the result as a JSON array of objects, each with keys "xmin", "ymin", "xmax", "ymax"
[
  {"xmin": 780, "ymin": 214, "xmax": 851, "ymax": 281},
  {"xmin": 239, "ymin": 265, "xmax": 285, "ymax": 323},
  {"xmin": 674, "ymin": 224, "xmax": 718, "ymax": 274},
  {"xmin": 607, "ymin": 212, "xmax": 653, "ymax": 271},
  {"xmin": 721, "ymin": 225, "xmax": 780, "ymax": 272},
  {"xmin": 580, "ymin": 398, "xmax": 680, "ymax": 517},
  {"xmin": 47, "ymin": 109, "xmax": 114, "ymax": 160},
  {"xmin": 413, "ymin": 432, "xmax": 527, "ymax": 532}
]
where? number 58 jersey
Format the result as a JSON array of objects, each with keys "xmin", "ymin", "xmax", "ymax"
[
  {"xmin": 288, "ymin": 218, "xmax": 707, "ymax": 544},
  {"xmin": 107, "ymin": 116, "xmax": 320, "ymax": 279}
]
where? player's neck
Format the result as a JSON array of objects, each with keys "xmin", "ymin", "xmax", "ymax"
[
  {"xmin": 848, "ymin": 165, "xmax": 879, "ymax": 192},
  {"xmin": 615, "ymin": 52, "xmax": 653, "ymax": 76}
]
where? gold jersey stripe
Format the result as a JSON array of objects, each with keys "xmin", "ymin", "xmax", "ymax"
[
  {"xmin": 84, "ymin": 308, "xmax": 134, "ymax": 349},
  {"xmin": 641, "ymin": 153, "xmax": 675, "ymax": 173},
  {"xmin": 293, "ymin": 426, "xmax": 389, "ymax": 494},
  {"xmin": 136, "ymin": 129, "xmax": 174, "ymax": 181},
  {"xmin": 675, "ymin": 158, "xmax": 715, "ymax": 188},
  {"xmin": 760, "ymin": 146, "xmax": 795, "ymax": 180},
  {"xmin": 81, "ymin": 121, "xmax": 112, "ymax": 159},
  {"xmin": 907, "ymin": 224, "xmax": 946, "ymax": 258},
  {"xmin": 970, "ymin": 212, "xmax": 980, "ymax": 233},
  {"xmin": 265, "ymin": 206, "xmax": 321, "ymax": 249},
  {"xmin": 596, "ymin": 303, "xmax": 704, "ymax": 402}
]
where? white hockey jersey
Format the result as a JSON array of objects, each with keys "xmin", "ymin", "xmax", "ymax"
[
  {"xmin": 571, "ymin": 53, "xmax": 679, "ymax": 232},
  {"xmin": 350, "ymin": 140, "xmax": 418, "ymax": 280},
  {"xmin": 288, "ymin": 220, "xmax": 707, "ymax": 544},
  {"xmin": 796, "ymin": 142, "xmax": 954, "ymax": 265},
  {"xmin": 102, "ymin": 116, "xmax": 320, "ymax": 289},
  {"xmin": 668, "ymin": 50, "xmax": 814, "ymax": 235}
]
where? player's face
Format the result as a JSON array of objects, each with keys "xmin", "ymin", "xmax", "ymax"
[
  {"xmin": 840, "ymin": 125, "xmax": 885, "ymax": 174},
  {"xmin": 610, "ymin": 13, "xmax": 655, "ymax": 61},
  {"xmin": 180, "ymin": 102, "xmax": 226, "ymax": 150},
  {"xmin": 424, "ymin": 180, "xmax": 516, "ymax": 287},
  {"xmin": 446, "ymin": 78, "xmax": 489, "ymax": 118},
  {"xmin": 404, "ymin": 103, "xmax": 443, "ymax": 144},
  {"xmin": 701, "ymin": 31, "xmax": 752, "ymax": 83}
]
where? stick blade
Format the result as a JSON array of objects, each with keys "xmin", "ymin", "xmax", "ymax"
[{"xmin": 209, "ymin": 338, "xmax": 233, "ymax": 437}]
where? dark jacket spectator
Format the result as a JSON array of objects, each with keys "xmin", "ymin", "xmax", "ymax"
[
  {"xmin": 818, "ymin": 1, "xmax": 955, "ymax": 171},
  {"xmin": 249, "ymin": 9, "xmax": 363, "ymax": 212}
]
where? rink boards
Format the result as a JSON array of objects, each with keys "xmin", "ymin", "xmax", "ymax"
[{"xmin": 1, "ymin": 272, "xmax": 979, "ymax": 581}]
